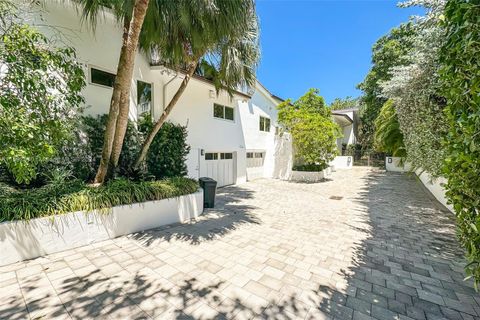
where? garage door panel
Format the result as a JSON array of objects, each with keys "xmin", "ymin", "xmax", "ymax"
[{"xmin": 201, "ymin": 152, "xmax": 235, "ymax": 187}]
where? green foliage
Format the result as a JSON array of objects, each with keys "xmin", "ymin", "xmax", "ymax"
[
  {"xmin": 0, "ymin": 177, "xmax": 198, "ymax": 222},
  {"xmin": 374, "ymin": 100, "xmax": 406, "ymax": 157},
  {"xmin": 329, "ymin": 96, "xmax": 358, "ymax": 111},
  {"xmin": 278, "ymin": 89, "xmax": 340, "ymax": 169},
  {"xmin": 440, "ymin": 0, "xmax": 480, "ymax": 287},
  {"xmin": 357, "ymin": 23, "xmax": 415, "ymax": 148},
  {"xmin": 381, "ymin": 1, "xmax": 447, "ymax": 177},
  {"xmin": 70, "ymin": 115, "xmax": 189, "ymax": 181},
  {"xmin": 0, "ymin": 3, "xmax": 85, "ymax": 184},
  {"xmin": 139, "ymin": 115, "xmax": 190, "ymax": 179}
]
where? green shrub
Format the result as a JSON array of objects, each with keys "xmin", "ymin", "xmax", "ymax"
[
  {"xmin": 441, "ymin": 0, "xmax": 480, "ymax": 288},
  {"xmin": 277, "ymin": 89, "xmax": 341, "ymax": 169},
  {"xmin": 374, "ymin": 100, "xmax": 406, "ymax": 157},
  {"xmin": 0, "ymin": 177, "xmax": 199, "ymax": 222},
  {"xmin": 139, "ymin": 115, "xmax": 190, "ymax": 179},
  {"xmin": 292, "ymin": 164, "xmax": 327, "ymax": 172},
  {"xmin": 44, "ymin": 115, "xmax": 190, "ymax": 182},
  {"xmin": 0, "ymin": 3, "xmax": 85, "ymax": 184}
]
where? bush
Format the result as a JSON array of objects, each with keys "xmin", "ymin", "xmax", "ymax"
[
  {"xmin": 277, "ymin": 89, "xmax": 341, "ymax": 169},
  {"xmin": 292, "ymin": 164, "xmax": 327, "ymax": 172},
  {"xmin": 0, "ymin": 2, "xmax": 85, "ymax": 184},
  {"xmin": 373, "ymin": 100, "xmax": 406, "ymax": 157},
  {"xmin": 0, "ymin": 177, "xmax": 199, "ymax": 222},
  {"xmin": 441, "ymin": 0, "xmax": 480, "ymax": 288},
  {"xmin": 139, "ymin": 115, "xmax": 190, "ymax": 179},
  {"xmin": 43, "ymin": 115, "xmax": 190, "ymax": 182}
]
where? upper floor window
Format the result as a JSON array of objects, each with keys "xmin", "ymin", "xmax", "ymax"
[
  {"xmin": 137, "ymin": 80, "xmax": 152, "ymax": 115},
  {"xmin": 214, "ymin": 103, "xmax": 234, "ymax": 121},
  {"xmin": 90, "ymin": 67, "xmax": 115, "ymax": 87},
  {"xmin": 259, "ymin": 116, "xmax": 271, "ymax": 132}
]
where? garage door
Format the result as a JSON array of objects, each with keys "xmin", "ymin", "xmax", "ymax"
[
  {"xmin": 246, "ymin": 151, "xmax": 265, "ymax": 181},
  {"xmin": 200, "ymin": 152, "xmax": 235, "ymax": 187}
]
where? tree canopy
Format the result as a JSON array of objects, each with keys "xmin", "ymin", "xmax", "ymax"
[{"xmin": 278, "ymin": 89, "xmax": 340, "ymax": 170}]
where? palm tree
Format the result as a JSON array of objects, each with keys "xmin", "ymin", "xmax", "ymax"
[
  {"xmin": 74, "ymin": 0, "xmax": 259, "ymax": 182},
  {"xmin": 374, "ymin": 99, "xmax": 406, "ymax": 157},
  {"xmin": 133, "ymin": 0, "xmax": 259, "ymax": 168},
  {"xmin": 73, "ymin": 0, "xmax": 150, "ymax": 184}
]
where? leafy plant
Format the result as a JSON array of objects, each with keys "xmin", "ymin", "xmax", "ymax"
[
  {"xmin": 139, "ymin": 115, "xmax": 190, "ymax": 179},
  {"xmin": 329, "ymin": 96, "xmax": 358, "ymax": 111},
  {"xmin": 278, "ymin": 89, "xmax": 341, "ymax": 170},
  {"xmin": 0, "ymin": 2, "xmax": 85, "ymax": 184},
  {"xmin": 357, "ymin": 23, "xmax": 415, "ymax": 149},
  {"xmin": 0, "ymin": 177, "xmax": 198, "ymax": 222},
  {"xmin": 374, "ymin": 100, "xmax": 406, "ymax": 157},
  {"xmin": 440, "ymin": 0, "xmax": 480, "ymax": 288},
  {"xmin": 380, "ymin": 0, "xmax": 448, "ymax": 176}
]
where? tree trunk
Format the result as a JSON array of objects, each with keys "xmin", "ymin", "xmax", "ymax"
[
  {"xmin": 94, "ymin": 0, "xmax": 150, "ymax": 184},
  {"xmin": 134, "ymin": 61, "xmax": 199, "ymax": 169}
]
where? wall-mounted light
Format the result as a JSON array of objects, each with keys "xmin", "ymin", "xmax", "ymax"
[
  {"xmin": 209, "ymin": 90, "xmax": 216, "ymax": 99},
  {"xmin": 201, "ymin": 149, "xmax": 205, "ymax": 156}
]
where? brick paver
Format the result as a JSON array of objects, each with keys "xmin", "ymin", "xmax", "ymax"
[{"xmin": 0, "ymin": 168, "xmax": 478, "ymax": 319}]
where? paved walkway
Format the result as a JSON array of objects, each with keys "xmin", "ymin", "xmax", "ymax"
[{"xmin": 0, "ymin": 168, "xmax": 478, "ymax": 320}]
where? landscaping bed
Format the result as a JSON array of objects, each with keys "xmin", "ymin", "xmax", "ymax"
[{"xmin": 0, "ymin": 177, "xmax": 199, "ymax": 222}]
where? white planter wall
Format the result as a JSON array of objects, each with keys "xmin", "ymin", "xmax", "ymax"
[
  {"xmin": 289, "ymin": 170, "xmax": 326, "ymax": 183},
  {"xmin": 415, "ymin": 170, "xmax": 453, "ymax": 213},
  {"xmin": 331, "ymin": 156, "xmax": 353, "ymax": 169},
  {"xmin": 0, "ymin": 190, "xmax": 203, "ymax": 266},
  {"xmin": 385, "ymin": 157, "xmax": 412, "ymax": 172}
]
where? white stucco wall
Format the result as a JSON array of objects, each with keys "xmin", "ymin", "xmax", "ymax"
[{"xmin": 239, "ymin": 84, "xmax": 281, "ymax": 180}]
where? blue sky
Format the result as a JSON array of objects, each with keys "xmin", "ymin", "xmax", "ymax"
[{"xmin": 256, "ymin": 1, "xmax": 424, "ymax": 104}]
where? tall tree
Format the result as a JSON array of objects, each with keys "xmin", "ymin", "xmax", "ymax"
[
  {"xmin": 133, "ymin": 0, "xmax": 259, "ymax": 168},
  {"xmin": 74, "ymin": 0, "xmax": 149, "ymax": 184},
  {"xmin": 329, "ymin": 96, "xmax": 358, "ymax": 111},
  {"xmin": 357, "ymin": 23, "xmax": 415, "ymax": 148}
]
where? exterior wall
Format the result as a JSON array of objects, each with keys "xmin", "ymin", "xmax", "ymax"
[
  {"xmin": 239, "ymin": 86, "xmax": 280, "ymax": 180},
  {"xmin": 0, "ymin": 190, "xmax": 203, "ymax": 266},
  {"xmin": 331, "ymin": 156, "xmax": 353, "ymax": 169}
]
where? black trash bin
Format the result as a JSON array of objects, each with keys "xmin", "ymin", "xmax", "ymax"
[{"xmin": 199, "ymin": 177, "xmax": 217, "ymax": 208}]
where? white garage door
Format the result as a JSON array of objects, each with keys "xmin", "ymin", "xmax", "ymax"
[
  {"xmin": 200, "ymin": 152, "xmax": 235, "ymax": 187},
  {"xmin": 246, "ymin": 151, "xmax": 265, "ymax": 181}
]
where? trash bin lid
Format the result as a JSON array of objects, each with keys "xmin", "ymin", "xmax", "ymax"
[{"xmin": 199, "ymin": 177, "xmax": 215, "ymax": 182}]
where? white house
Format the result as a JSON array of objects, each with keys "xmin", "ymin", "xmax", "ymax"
[
  {"xmin": 332, "ymin": 108, "xmax": 358, "ymax": 154},
  {"xmin": 31, "ymin": 1, "xmax": 292, "ymax": 187}
]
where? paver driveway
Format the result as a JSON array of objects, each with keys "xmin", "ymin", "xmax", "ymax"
[{"xmin": 0, "ymin": 168, "xmax": 478, "ymax": 320}]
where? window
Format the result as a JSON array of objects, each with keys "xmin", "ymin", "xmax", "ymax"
[
  {"xmin": 220, "ymin": 152, "xmax": 233, "ymax": 160},
  {"xmin": 137, "ymin": 80, "xmax": 152, "ymax": 114},
  {"xmin": 259, "ymin": 116, "xmax": 271, "ymax": 132},
  {"xmin": 246, "ymin": 152, "xmax": 254, "ymax": 158},
  {"xmin": 205, "ymin": 153, "xmax": 218, "ymax": 160},
  {"xmin": 90, "ymin": 68, "xmax": 115, "ymax": 87},
  {"xmin": 213, "ymin": 103, "xmax": 234, "ymax": 121},
  {"xmin": 255, "ymin": 152, "xmax": 263, "ymax": 158}
]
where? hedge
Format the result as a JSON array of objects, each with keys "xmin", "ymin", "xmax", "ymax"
[{"xmin": 441, "ymin": 0, "xmax": 480, "ymax": 287}]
